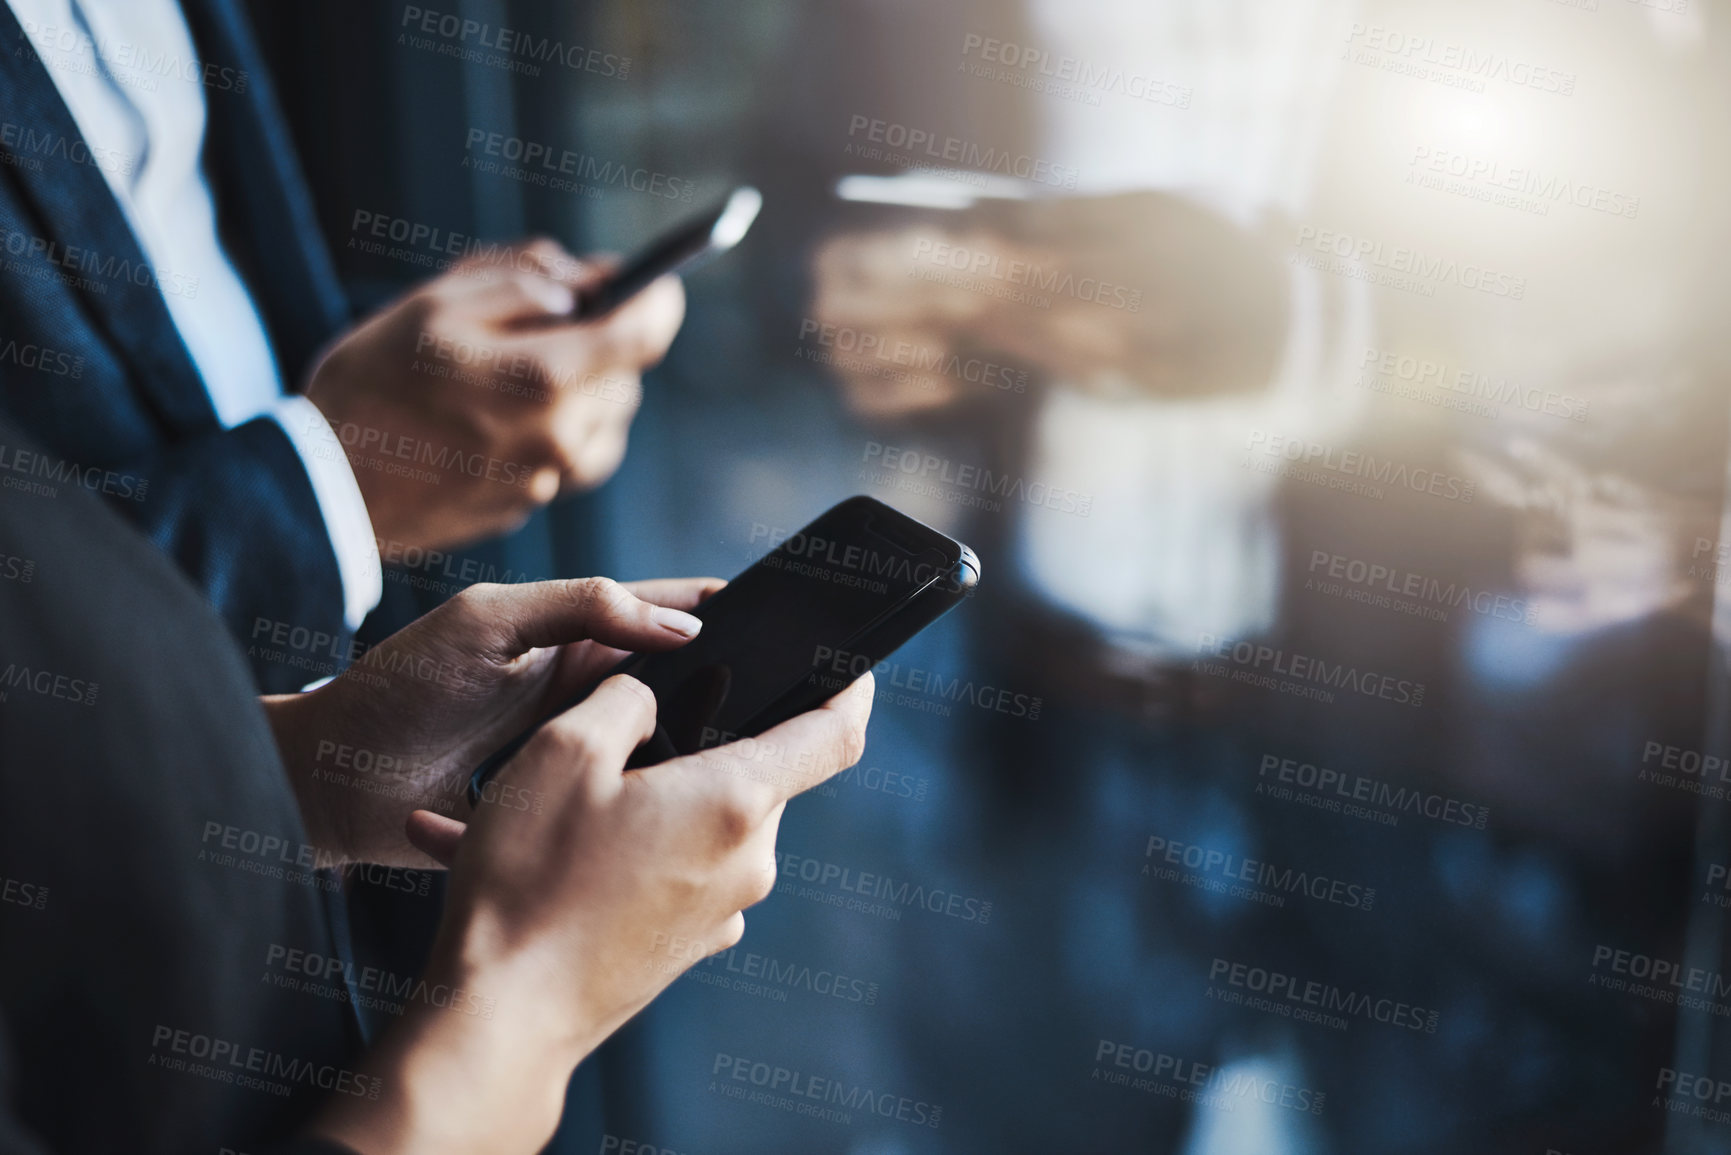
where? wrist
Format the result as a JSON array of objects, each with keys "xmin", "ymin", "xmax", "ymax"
[
  {"xmin": 263, "ymin": 687, "xmax": 351, "ymax": 859},
  {"xmin": 311, "ymin": 936, "xmax": 588, "ymax": 1155}
]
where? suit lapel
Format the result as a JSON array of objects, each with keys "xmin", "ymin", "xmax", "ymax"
[
  {"xmin": 0, "ymin": 5, "xmax": 215, "ymax": 431},
  {"xmin": 179, "ymin": 0, "xmax": 351, "ymax": 387}
]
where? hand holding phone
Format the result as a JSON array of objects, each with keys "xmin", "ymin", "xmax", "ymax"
[{"xmin": 469, "ymin": 496, "xmax": 978, "ymax": 803}]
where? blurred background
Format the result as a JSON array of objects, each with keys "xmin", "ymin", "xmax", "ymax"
[{"xmin": 253, "ymin": 1, "xmax": 1731, "ymax": 1150}]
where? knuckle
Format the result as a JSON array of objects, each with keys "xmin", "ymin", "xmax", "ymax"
[
  {"xmin": 611, "ymin": 672, "xmax": 656, "ymax": 709},
  {"xmin": 712, "ymin": 789, "xmax": 758, "ymax": 844},
  {"xmin": 442, "ymin": 583, "xmax": 484, "ymax": 617},
  {"xmin": 544, "ymin": 716, "xmax": 598, "ymax": 763},
  {"xmin": 574, "ymin": 436, "xmax": 629, "ymax": 488},
  {"xmin": 609, "ymin": 675, "xmax": 659, "ymax": 728},
  {"xmin": 715, "ymin": 913, "xmax": 746, "ymax": 952},
  {"xmin": 836, "ymin": 718, "xmax": 868, "ymax": 769},
  {"xmin": 748, "ymin": 859, "xmax": 778, "ymax": 905},
  {"xmin": 542, "ymin": 438, "xmax": 582, "ymax": 477},
  {"xmin": 445, "ymin": 581, "xmax": 503, "ymax": 625},
  {"xmin": 565, "ymin": 576, "xmax": 633, "ymax": 620},
  {"xmin": 557, "ymin": 732, "xmax": 601, "ymax": 770}
]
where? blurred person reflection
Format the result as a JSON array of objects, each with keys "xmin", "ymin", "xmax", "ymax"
[
  {"xmin": 797, "ymin": 0, "xmax": 1721, "ymax": 1151},
  {"xmin": 812, "ymin": 0, "xmax": 1367, "ymax": 683},
  {"xmin": 796, "ymin": 2, "xmax": 1371, "ymax": 1151}
]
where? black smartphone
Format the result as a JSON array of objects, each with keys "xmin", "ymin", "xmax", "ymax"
[
  {"xmin": 572, "ymin": 185, "xmax": 762, "ymax": 319},
  {"xmin": 468, "ymin": 496, "xmax": 979, "ymax": 803}
]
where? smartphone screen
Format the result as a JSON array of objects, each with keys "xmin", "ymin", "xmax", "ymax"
[
  {"xmin": 614, "ymin": 497, "xmax": 973, "ymax": 762},
  {"xmin": 468, "ymin": 497, "xmax": 975, "ymax": 798}
]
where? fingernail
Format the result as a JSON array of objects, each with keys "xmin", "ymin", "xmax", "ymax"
[
  {"xmin": 533, "ymin": 279, "xmax": 576, "ymax": 315},
  {"xmin": 652, "ymin": 606, "xmax": 703, "ymax": 638}
]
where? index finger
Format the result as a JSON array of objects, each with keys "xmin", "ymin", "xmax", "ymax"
[
  {"xmin": 674, "ymin": 673, "xmax": 875, "ymax": 815},
  {"xmin": 456, "ymin": 576, "xmax": 704, "ymax": 659},
  {"xmin": 621, "ymin": 576, "xmax": 727, "ymax": 611}
]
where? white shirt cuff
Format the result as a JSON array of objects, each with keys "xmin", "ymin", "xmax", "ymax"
[{"xmin": 267, "ymin": 395, "xmax": 384, "ymax": 631}]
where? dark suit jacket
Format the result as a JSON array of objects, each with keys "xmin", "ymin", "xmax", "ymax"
[
  {"xmin": 0, "ymin": 413, "xmax": 368, "ymax": 1155},
  {"xmin": 0, "ymin": 0, "xmax": 353, "ymax": 693}
]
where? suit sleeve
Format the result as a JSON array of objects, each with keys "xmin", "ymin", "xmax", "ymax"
[
  {"xmin": 0, "ymin": 1011, "xmax": 365, "ymax": 1155},
  {"xmin": 112, "ymin": 414, "xmax": 354, "ymax": 694}
]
